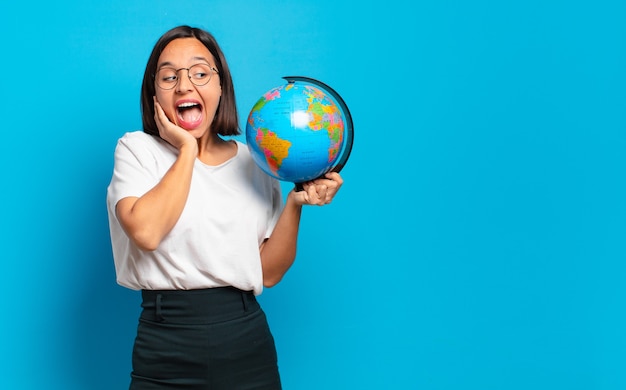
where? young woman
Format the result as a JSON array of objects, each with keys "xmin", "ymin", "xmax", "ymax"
[{"xmin": 106, "ymin": 25, "xmax": 343, "ymax": 389}]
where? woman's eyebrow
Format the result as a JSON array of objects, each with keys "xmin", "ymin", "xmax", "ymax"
[{"xmin": 157, "ymin": 57, "xmax": 211, "ymax": 69}]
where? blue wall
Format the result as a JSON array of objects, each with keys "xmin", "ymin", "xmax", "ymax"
[{"xmin": 2, "ymin": 0, "xmax": 626, "ymax": 388}]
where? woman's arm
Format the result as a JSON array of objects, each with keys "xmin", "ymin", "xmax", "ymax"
[
  {"xmin": 260, "ymin": 172, "xmax": 343, "ymax": 287},
  {"xmin": 115, "ymin": 99, "xmax": 199, "ymax": 251}
]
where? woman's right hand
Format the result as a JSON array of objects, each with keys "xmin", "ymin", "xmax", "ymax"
[{"xmin": 153, "ymin": 97, "xmax": 198, "ymax": 154}]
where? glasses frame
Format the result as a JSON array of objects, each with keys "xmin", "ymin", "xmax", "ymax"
[{"xmin": 155, "ymin": 64, "xmax": 219, "ymax": 90}]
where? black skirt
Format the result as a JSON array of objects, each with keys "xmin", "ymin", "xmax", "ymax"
[{"xmin": 129, "ymin": 287, "xmax": 282, "ymax": 390}]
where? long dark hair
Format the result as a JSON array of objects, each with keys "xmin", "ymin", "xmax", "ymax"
[{"xmin": 140, "ymin": 25, "xmax": 240, "ymax": 137}]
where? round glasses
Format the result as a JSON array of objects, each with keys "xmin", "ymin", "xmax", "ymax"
[{"xmin": 155, "ymin": 63, "xmax": 218, "ymax": 90}]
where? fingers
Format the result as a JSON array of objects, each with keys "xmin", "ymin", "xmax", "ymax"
[
  {"xmin": 312, "ymin": 172, "xmax": 343, "ymax": 189},
  {"xmin": 324, "ymin": 171, "xmax": 344, "ymax": 187},
  {"xmin": 292, "ymin": 183, "xmax": 322, "ymax": 206},
  {"xmin": 153, "ymin": 97, "xmax": 170, "ymax": 130},
  {"xmin": 314, "ymin": 172, "xmax": 343, "ymax": 202},
  {"xmin": 307, "ymin": 183, "xmax": 327, "ymax": 205},
  {"xmin": 299, "ymin": 172, "xmax": 343, "ymax": 206}
]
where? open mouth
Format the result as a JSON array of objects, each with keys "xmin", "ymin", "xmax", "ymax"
[{"xmin": 176, "ymin": 101, "xmax": 203, "ymax": 130}]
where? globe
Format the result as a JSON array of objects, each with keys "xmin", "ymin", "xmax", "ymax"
[{"xmin": 245, "ymin": 76, "xmax": 354, "ymax": 187}]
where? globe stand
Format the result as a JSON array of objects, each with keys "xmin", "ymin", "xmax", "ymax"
[{"xmin": 283, "ymin": 76, "xmax": 354, "ymax": 192}]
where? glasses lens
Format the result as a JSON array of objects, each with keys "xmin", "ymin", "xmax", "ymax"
[
  {"xmin": 188, "ymin": 64, "xmax": 214, "ymax": 86},
  {"xmin": 156, "ymin": 68, "xmax": 178, "ymax": 90}
]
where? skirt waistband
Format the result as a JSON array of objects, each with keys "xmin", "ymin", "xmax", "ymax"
[{"xmin": 140, "ymin": 286, "xmax": 258, "ymax": 324}]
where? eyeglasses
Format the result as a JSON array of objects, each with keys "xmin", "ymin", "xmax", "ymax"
[{"xmin": 155, "ymin": 63, "xmax": 219, "ymax": 90}]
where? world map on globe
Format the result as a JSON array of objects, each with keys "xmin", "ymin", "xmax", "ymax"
[{"xmin": 245, "ymin": 79, "xmax": 349, "ymax": 184}]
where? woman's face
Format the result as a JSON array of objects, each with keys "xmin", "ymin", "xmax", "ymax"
[{"xmin": 154, "ymin": 38, "xmax": 222, "ymax": 138}]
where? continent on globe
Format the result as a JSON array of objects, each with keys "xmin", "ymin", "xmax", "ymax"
[
  {"xmin": 304, "ymin": 87, "xmax": 344, "ymax": 162},
  {"xmin": 255, "ymin": 128, "xmax": 292, "ymax": 173}
]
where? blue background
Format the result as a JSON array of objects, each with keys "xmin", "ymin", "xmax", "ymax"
[{"xmin": 2, "ymin": 0, "xmax": 625, "ymax": 389}]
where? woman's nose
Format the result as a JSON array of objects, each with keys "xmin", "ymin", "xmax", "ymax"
[{"xmin": 176, "ymin": 72, "xmax": 194, "ymax": 93}]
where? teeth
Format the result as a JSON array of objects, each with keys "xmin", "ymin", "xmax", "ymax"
[{"xmin": 178, "ymin": 102, "xmax": 199, "ymax": 108}]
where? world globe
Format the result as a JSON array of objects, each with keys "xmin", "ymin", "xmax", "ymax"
[{"xmin": 245, "ymin": 76, "xmax": 354, "ymax": 188}]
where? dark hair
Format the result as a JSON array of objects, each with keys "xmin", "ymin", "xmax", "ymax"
[{"xmin": 140, "ymin": 25, "xmax": 240, "ymax": 137}]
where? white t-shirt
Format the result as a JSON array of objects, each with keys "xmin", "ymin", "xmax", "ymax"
[{"xmin": 106, "ymin": 131, "xmax": 283, "ymax": 295}]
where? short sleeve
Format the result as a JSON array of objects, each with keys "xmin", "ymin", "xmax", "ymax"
[{"xmin": 107, "ymin": 132, "xmax": 163, "ymax": 211}]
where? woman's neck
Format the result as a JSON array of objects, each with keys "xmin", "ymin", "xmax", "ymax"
[{"xmin": 197, "ymin": 134, "xmax": 236, "ymax": 166}]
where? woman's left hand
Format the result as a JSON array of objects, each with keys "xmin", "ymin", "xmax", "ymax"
[{"xmin": 292, "ymin": 172, "xmax": 344, "ymax": 206}]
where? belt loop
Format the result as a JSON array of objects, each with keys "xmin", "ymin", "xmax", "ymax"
[
  {"xmin": 241, "ymin": 291, "xmax": 249, "ymax": 311},
  {"xmin": 156, "ymin": 293, "xmax": 164, "ymax": 322}
]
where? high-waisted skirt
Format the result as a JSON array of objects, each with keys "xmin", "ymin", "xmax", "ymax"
[{"xmin": 129, "ymin": 287, "xmax": 282, "ymax": 390}]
